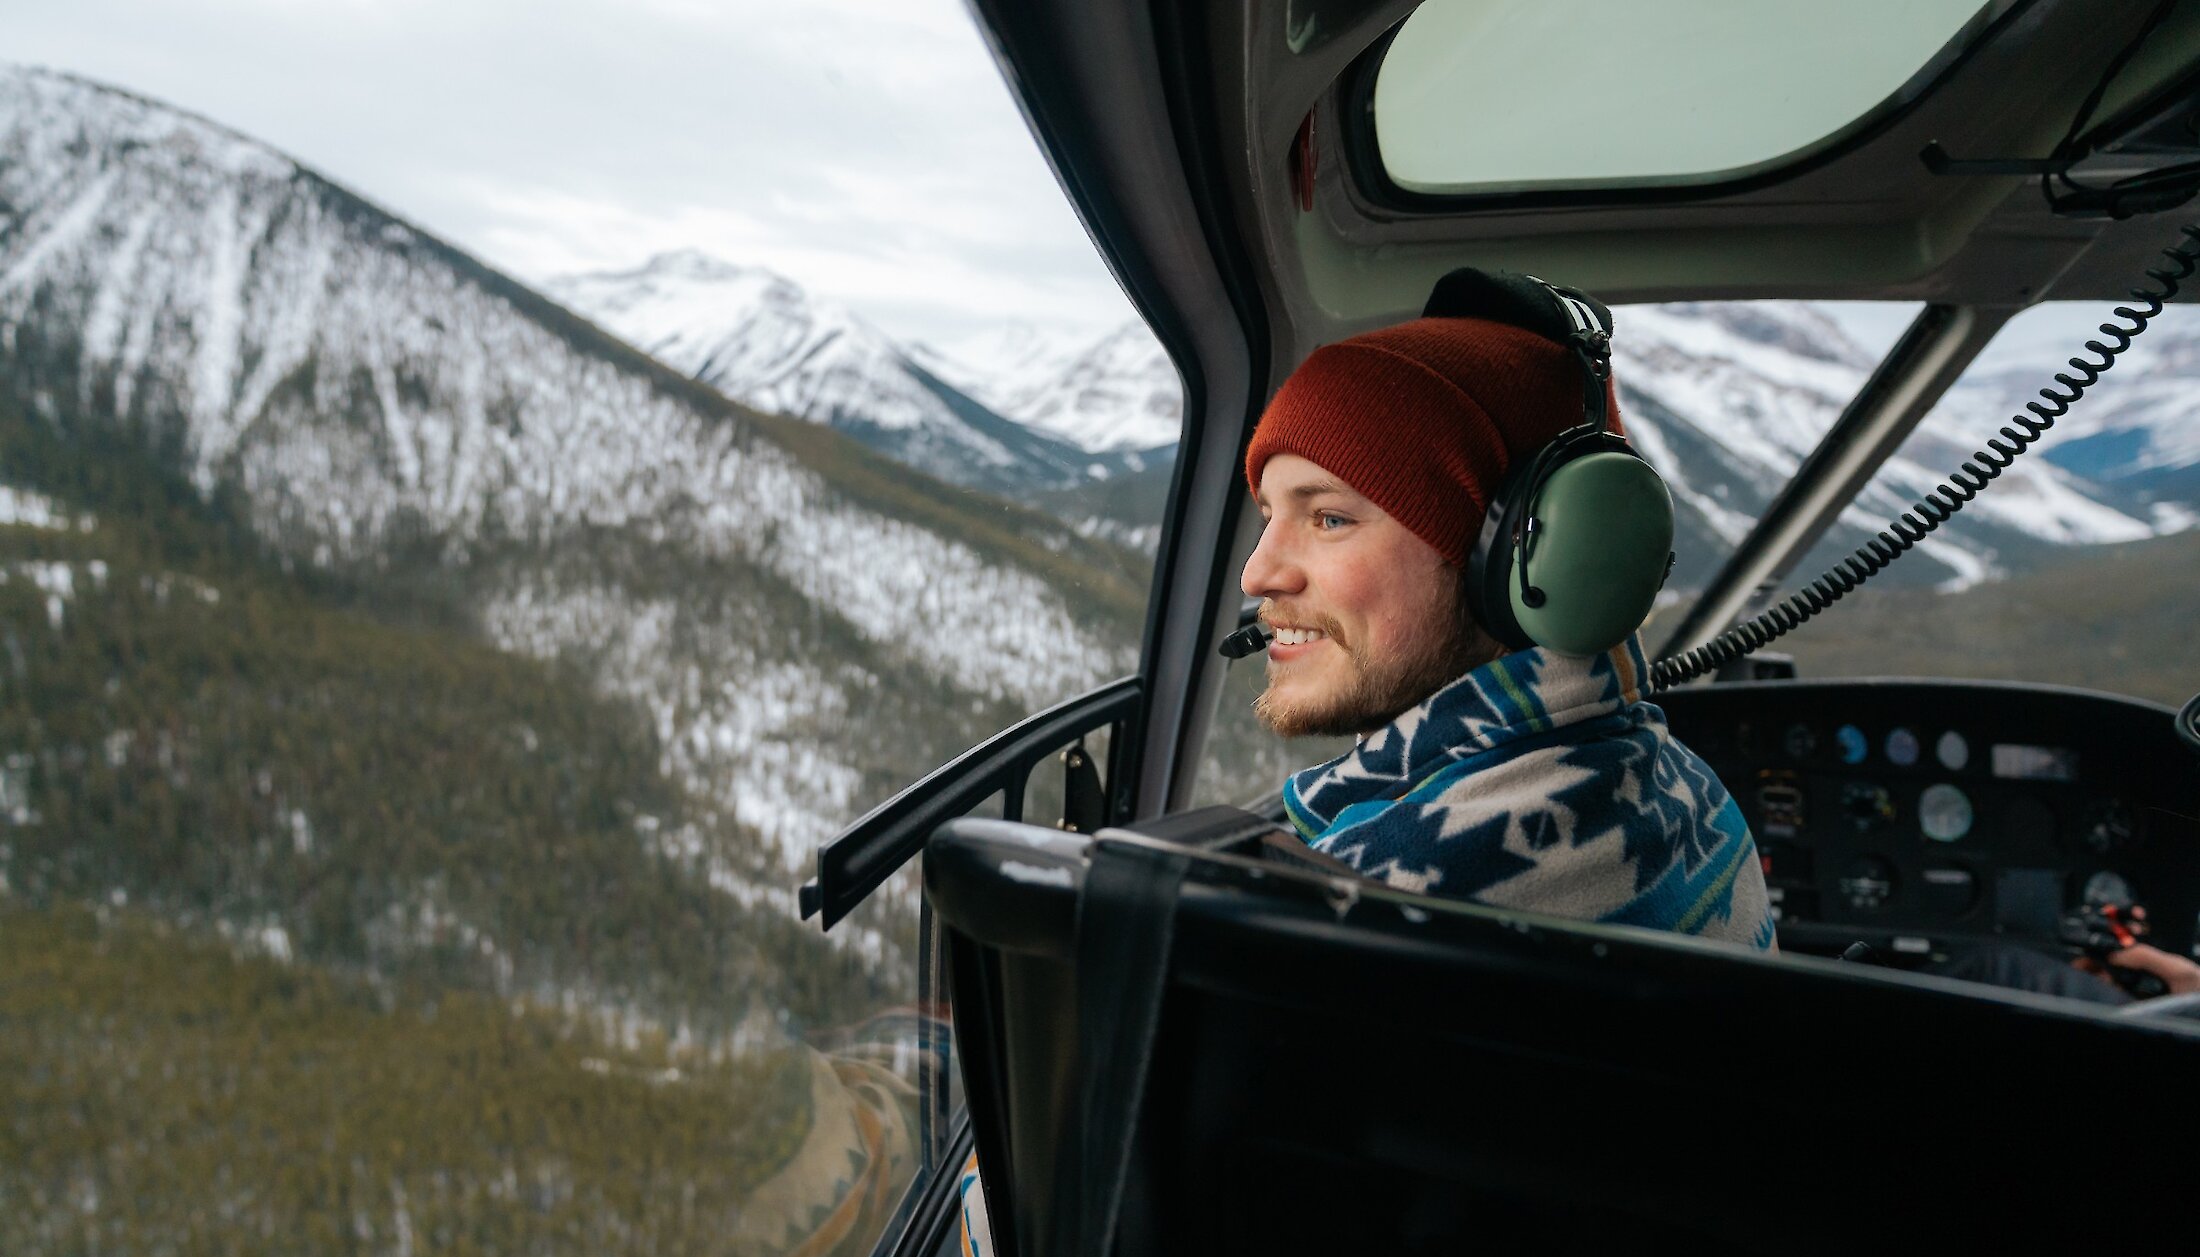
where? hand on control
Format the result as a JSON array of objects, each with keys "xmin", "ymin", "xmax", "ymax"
[
  {"xmin": 2105, "ymin": 943, "xmax": 2200, "ymax": 996},
  {"xmin": 2076, "ymin": 943, "xmax": 2200, "ymax": 997}
]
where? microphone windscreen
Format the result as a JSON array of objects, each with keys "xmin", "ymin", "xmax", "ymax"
[{"xmin": 1218, "ymin": 624, "xmax": 1272, "ymax": 659}]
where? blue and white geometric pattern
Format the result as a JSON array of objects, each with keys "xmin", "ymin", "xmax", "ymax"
[{"xmin": 1284, "ymin": 634, "xmax": 1776, "ymax": 950}]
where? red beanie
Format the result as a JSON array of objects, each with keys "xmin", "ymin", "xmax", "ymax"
[{"xmin": 1243, "ymin": 317, "xmax": 1624, "ymax": 567}]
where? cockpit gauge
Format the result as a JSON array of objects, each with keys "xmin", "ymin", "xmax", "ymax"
[
  {"xmin": 2080, "ymin": 800, "xmax": 2135, "ymax": 856},
  {"xmin": 2081, "ymin": 869, "xmax": 2134, "ymax": 911},
  {"xmin": 1918, "ymin": 783, "xmax": 1974, "ymax": 843},
  {"xmin": 1936, "ymin": 731, "xmax": 1969, "ymax": 772},
  {"xmin": 1884, "ymin": 727, "xmax": 1920, "ymax": 768},
  {"xmin": 1835, "ymin": 724, "xmax": 1868, "ymax": 765},
  {"xmin": 1841, "ymin": 783, "xmax": 1896, "ymax": 834},
  {"xmin": 1838, "ymin": 855, "xmax": 1897, "ymax": 913},
  {"xmin": 1784, "ymin": 723, "xmax": 1817, "ymax": 761}
]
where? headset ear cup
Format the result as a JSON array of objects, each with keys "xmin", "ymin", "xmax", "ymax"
[
  {"xmin": 1514, "ymin": 450, "xmax": 1673, "ymax": 655},
  {"xmin": 1467, "ymin": 432, "xmax": 1674, "ymax": 657}
]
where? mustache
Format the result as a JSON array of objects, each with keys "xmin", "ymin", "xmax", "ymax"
[{"xmin": 1258, "ymin": 601, "xmax": 1348, "ymax": 650}]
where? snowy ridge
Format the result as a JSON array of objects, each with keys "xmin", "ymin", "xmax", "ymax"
[
  {"xmin": 1612, "ymin": 300, "xmax": 2174, "ymax": 587},
  {"xmin": 547, "ymin": 251, "xmax": 1121, "ymax": 493},
  {"xmin": 1936, "ymin": 305, "xmax": 2200, "ymax": 483},
  {"xmin": 558, "ymin": 253, "xmax": 1188, "ymax": 462},
  {"xmin": 993, "ymin": 322, "xmax": 1183, "ymax": 454},
  {"xmin": 915, "ymin": 319, "xmax": 1183, "ymax": 455},
  {"xmin": 907, "ymin": 321, "xmax": 1082, "ymax": 411},
  {"xmin": 548, "ymin": 251, "xmax": 1000, "ymax": 448}
]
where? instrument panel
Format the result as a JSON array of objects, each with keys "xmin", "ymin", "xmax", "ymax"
[{"xmin": 1655, "ymin": 680, "xmax": 2200, "ymax": 966}]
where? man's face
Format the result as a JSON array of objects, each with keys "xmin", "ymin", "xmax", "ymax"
[{"xmin": 1241, "ymin": 454, "xmax": 1497, "ymax": 738}]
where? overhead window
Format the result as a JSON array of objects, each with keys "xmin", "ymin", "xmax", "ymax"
[{"xmin": 1373, "ymin": 0, "xmax": 1990, "ymax": 195}]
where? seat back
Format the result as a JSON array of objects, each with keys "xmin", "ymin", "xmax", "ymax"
[{"xmin": 925, "ymin": 817, "xmax": 2199, "ymax": 1256}]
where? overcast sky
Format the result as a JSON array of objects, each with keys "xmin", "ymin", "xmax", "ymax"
[{"xmin": 2, "ymin": 0, "xmax": 1138, "ymax": 350}]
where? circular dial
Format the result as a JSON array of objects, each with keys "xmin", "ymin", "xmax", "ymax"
[
  {"xmin": 1918, "ymin": 783, "xmax": 1974, "ymax": 843},
  {"xmin": 1884, "ymin": 727, "xmax": 1920, "ymax": 768},
  {"xmin": 1839, "ymin": 856, "xmax": 1897, "ymax": 913},
  {"xmin": 1936, "ymin": 730, "xmax": 1969, "ymax": 771},
  {"xmin": 1835, "ymin": 724, "xmax": 1868, "ymax": 765}
]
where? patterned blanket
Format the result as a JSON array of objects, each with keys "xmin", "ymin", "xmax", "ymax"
[{"xmin": 1283, "ymin": 635, "xmax": 1776, "ymax": 949}]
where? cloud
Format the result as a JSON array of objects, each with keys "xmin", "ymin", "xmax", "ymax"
[
  {"xmin": 1, "ymin": 0, "xmax": 1137, "ymax": 344},
  {"xmin": 466, "ymin": 180, "xmax": 1123, "ymax": 345}
]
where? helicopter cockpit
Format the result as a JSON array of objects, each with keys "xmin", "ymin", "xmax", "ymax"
[
  {"xmin": 13, "ymin": 0, "xmax": 2200, "ymax": 1250},
  {"xmin": 798, "ymin": 0, "xmax": 2200, "ymax": 1251}
]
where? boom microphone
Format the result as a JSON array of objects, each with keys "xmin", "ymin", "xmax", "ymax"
[{"xmin": 1218, "ymin": 623, "xmax": 1272, "ymax": 659}]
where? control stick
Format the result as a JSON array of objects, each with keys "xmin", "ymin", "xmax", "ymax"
[{"xmin": 2060, "ymin": 901, "xmax": 2171, "ymax": 1000}]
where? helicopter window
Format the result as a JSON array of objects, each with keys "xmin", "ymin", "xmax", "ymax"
[
  {"xmin": 1373, "ymin": 0, "xmax": 1989, "ymax": 195},
  {"xmin": 1777, "ymin": 300, "xmax": 2200, "ymax": 708},
  {"xmin": 0, "ymin": 0, "xmax": 1178, "ymax": 1249}
]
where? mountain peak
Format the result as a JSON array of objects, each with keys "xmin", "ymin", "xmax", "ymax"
[
  {"xmin": 634, "ymin": 248, "xmax": 774, "ymax": 284},
  {"xmin": 1648, "ymin": 300, "xmax": 1877, "ymax": 372},
  {"xmin": 0, "ymin": 62, "xmax": 295, "ymax": 186},
  {"xmin": 545, "ymin": 252, "xmax": 1101, "ymax": 485},
  {"xmin": 558, "ymin": 250, "xmax": 807, "ymax": 310}
]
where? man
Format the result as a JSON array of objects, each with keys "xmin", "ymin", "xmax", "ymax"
[{"xmin": 1240, "ymin": 309, "xmax": 1776, "ymax": 951}]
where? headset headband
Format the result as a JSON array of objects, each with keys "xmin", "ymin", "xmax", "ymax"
[{"xmin": 1422, "ymin": 268, "xmax": 1614, "ymax": 432}]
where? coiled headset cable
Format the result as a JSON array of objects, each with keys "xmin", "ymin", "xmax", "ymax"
[{"xmin": 1650, "ymin": 222, "xmax": 2200, "ymax": 692}]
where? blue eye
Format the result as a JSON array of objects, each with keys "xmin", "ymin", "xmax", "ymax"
[{"xmin": 1317, "ymin": 512, "xmax": 1351, "ymax": 530}]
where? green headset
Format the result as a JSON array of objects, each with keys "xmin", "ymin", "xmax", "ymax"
[{"xmin": 1428, "ymin": 268, "xmax": 1677, "ymax": 658}]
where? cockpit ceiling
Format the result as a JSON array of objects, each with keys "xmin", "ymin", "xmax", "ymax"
[{"xmin": 1230, "ymin": 0, "xmax": 2200, "ymax": 340}]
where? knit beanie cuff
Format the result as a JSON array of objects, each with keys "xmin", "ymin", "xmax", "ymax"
[{"xmin": 1244, "ymin": 342, "xmax": 1510, "ymax": 566}]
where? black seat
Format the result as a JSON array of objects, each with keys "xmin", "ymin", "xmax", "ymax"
[{"xmin": 925, "ymin": 816, "xmax": 2200, "ymax": 1256}]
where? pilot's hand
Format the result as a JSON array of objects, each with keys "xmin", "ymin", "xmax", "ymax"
[
  {"xmin": 2076, "ymin": 943, "xmax": 2200, "ymax": 997},
  {"xmin": 2107, "ymin": 943, "xmax": 2200, "ymax": 995}
]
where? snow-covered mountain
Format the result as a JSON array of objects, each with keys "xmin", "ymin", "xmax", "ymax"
[
  {"xmin": 1947, "ymin": 308, "xmax": 2200, "ymax": 522},
  {"xmin": 906, "ymin": 321, "xmax": 1084, "ymax": 416},
  {"xmin": 1612, "ymin": 301, "xmax": 2183, "ymax": 589},
  {"xmin": 916, "ymin": 320, "xmax": 1183, "ymax": 456},
  {"xmin": 0, "ymin": 64, "xmax": 1146, "ymax": 1007},
  {"xmin": 546, "ymin": 252, "xmax": 1142, "ymax": 494}
]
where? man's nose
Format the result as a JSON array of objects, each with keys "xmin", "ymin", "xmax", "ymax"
[{"xmin": 1241, "ymin": 519, "xmax": 1302, "ymax": 599}]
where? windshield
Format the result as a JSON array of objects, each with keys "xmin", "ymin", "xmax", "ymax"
[
  {"xmin": 1776, "ymin": 301, "xmax": 2200, "ymax": 708},
  {"xmin": 0, "ymin": 3, "xmax": 1177, "ymax": 1250},
  {"xmin": 1374, "ymin": 0, "xmax": 1989, "ymax": 194}
]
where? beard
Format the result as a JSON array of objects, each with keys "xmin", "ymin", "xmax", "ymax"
[{"xmin": 1252, "ymin": 584, "xmax": 1503, "ymax": 739}]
